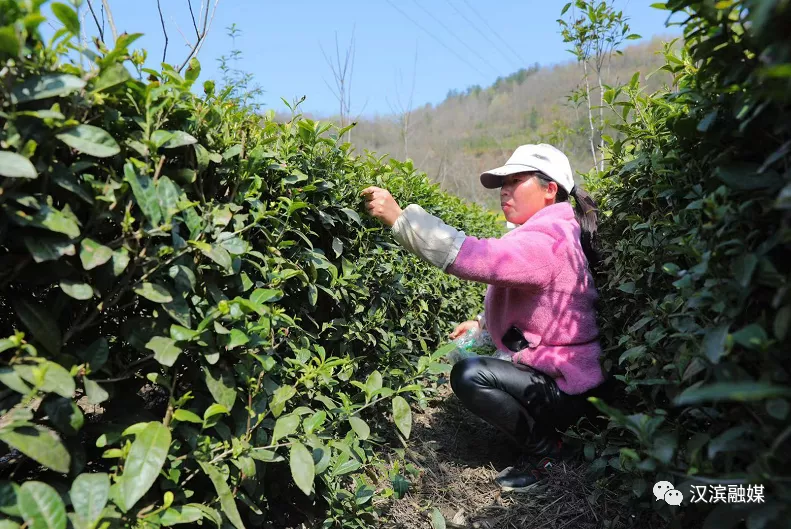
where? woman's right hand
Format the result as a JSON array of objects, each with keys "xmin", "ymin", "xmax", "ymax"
[{"xmin": 449, "ymin": 320, "xmax": 480, "ymax": 340}]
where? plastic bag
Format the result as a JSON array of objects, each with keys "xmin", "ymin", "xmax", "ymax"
[
  {"xmin": 447, "ymin": 326, "xmax": 495, "ymax": 365},
  {"xmin": 446, "ymin": 326, "xmax": 516, "ymax": 364}
]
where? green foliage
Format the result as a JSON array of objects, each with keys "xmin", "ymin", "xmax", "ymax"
[
  {"xmin": 216, "ymin": 23, "xmax": 263, "ymax": 111},
  {"xmin": 580, "ymin": 0, "xmax": 791, "ymax": 526},
  {"xmin": 0, "ymin": 2, "xmax": 500, "ymax": 528},
  {"xmin": 559, "ymin": 0, "xmax": 642, "ymax": 172},
  {"xmin": 559, "ymin": 0, "xmax": 641, "ymax": 60}
]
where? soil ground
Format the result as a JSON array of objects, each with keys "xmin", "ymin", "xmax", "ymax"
[{"xmin": 377, "ymin": 384, "xmax": 613, "ymax": 529}]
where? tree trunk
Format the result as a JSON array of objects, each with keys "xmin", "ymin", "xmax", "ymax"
[
  {"xmin": 583, "ymin": 61, "xmax": 598, "ymax": 171},
  {"xmin": 597, "ymin": 68, "xmax": 605, "ymax": 172},
  {"xmin": 403, "ymin": 114, "xmax": 409, "ymax": 159}
]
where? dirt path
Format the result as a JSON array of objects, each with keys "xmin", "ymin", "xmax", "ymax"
[{"xmin": 379, "ymin": 384, "xmax": 606, "ymax": 529}]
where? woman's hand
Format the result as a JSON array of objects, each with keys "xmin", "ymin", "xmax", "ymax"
[
  {"xmin": 449, "ymin": 320, "xmax": 480, "ymax": 340},
  {"xmin": 361, "ymin": 186, "xmax": 403, "ymax": 227}
]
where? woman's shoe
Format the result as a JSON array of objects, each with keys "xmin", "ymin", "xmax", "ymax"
[{"xmin": 494, "ymin": 457, "xmax": 555, "ymax": 492}]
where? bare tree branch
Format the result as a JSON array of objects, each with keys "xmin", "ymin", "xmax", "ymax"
[
  {"xmin": 86, "ymin": 0, "xmax": 104, "ymax": 42},
  {"xmin": 200, "ymin": 0, "xmax": 216, "ymax": 40},
  {"xmin": 93, "ymin": 0, "xmax": 219, "ymax": 73},
  {"xmin": 321, "ymin": 75, "xmax": 341, "ymax": 102},
  {"xmin": 350, "ymin": 97, "xmax": 369, "ymax": 123},
  {"xmin": 171, "ymin": 17, "xmax": 193, "ymax": 47},
  {"xmin": 388, "ymin": 43, "xmax": 418, "ymax": 158},
  {"xmin": 179, "ymin": 0, "xmax": 220, "ymax": 72},
  {"xmin": 320, "ymin": 27, "xmax": 357, "ymax": 140},
  {"xmin": 157, "ymin": 0, "xmax": 168, "ymax": 63},
  {"xmin": 101, "ymin": 0, "xmax": 117, "ymax": 42},
  {"xmin": 199, "ymin": 0, "xmax": 208, "ymax": 31},
  {"xmin": 333, "ymin": 33, "xmax": 345, "ymax": 123},
  {"xmin": 79, "ymin": 8, "xmax": 90, "ymax": 70},
  {"xmin": 188, "ymin": 0, "xmax": 200, "ymax": 37},
  {"xmin": 346, "ymin": 29, "xmax": 356, "ymax": 140}
]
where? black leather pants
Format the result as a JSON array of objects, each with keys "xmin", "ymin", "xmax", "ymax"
[{"xmin": 450, "ymin": 356, "xmax": 594, "ymax": 455}]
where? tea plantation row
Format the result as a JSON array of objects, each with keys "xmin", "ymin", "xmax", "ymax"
[
  {"xmin": 582, "ymin": 0, "xmax": 791, "ymax": 526},
  {"xmin": 0, "ymin": 2, "xmax": 501, "ymax": 528}
]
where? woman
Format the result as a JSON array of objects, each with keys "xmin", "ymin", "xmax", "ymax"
[{"xmin": 362, "ymin": 144, "xmax": 606, "ymax": 491}]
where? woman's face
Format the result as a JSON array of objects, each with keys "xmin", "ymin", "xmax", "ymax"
[{"xmin": 500, "ymin": 172, "xmax": 558, "ymax": 225}]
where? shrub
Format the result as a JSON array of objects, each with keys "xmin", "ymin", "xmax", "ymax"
[
  {"xmin": 0, "ymin": 2, "xmax": 501, "ymax": 528},
  {"xmin": 579, "ymin": 0, "xmax": 791, "ymax": 526}
]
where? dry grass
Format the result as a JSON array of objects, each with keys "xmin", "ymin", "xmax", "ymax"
[{"xmin": 376, "ymin": 384, "xmax": 620, "ymax": 529}]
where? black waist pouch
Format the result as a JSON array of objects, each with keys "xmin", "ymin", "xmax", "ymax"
[{"xmin": 502, "ymin": 325, "xmax": 529, "ymax": 352}]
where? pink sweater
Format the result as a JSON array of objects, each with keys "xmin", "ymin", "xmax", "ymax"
[{"xmin": 447, "ymin": 202, "xmax": 604, "ymax": 395}]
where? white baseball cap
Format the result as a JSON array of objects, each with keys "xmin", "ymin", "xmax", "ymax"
[{"xmin": 480, "ymin": 144, "xmax": 575, "ymax": 194}]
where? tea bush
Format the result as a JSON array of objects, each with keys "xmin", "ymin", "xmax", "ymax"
[
  {"xmin": 580, "ymin": 0, "xmax": 791, "ymax": 526},
  {"xmin": 0, "ymin": 2, "xmax": 501, "ymax": 528}
]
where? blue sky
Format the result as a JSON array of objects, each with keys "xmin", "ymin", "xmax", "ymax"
[{"xmin": 67, "ymin": 0, "xmax": 675, "ymax": 117}]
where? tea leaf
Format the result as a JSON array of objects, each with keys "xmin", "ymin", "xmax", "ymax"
[
  {"xmin": 11, "ymin": 74, "xmax": 85, "ymax": 103},
  {"xmin": 289, "ymin": 442, "xmax": 315, "ymax": 496},
  {"xmin": 0, "ymin": 152, "xmax": 37, "ymax": 178},
  {"xmin": 134, "ymin": 283, "xmax": 173, "ymax": 303},
  {"xmin": 348, "ymin": 417, "xmax": 370, "ymax": 440},
  {"xmin": 674, "ymin": 382, "xmax": 791, "ymax": 405},
  {"xmin": 51, "ymin": 3, "xmax": 79, "ymax": 34},
  {"xmin": 79, "ymin": 238, "xmax": 113, "ymax": 270},
  {"xmin": 124, "ymin": 162, "xmax": 162, "ymax": 226},
  {"xmin": 203, "ymin": 366, "xmax": 237, "ymax": 411},
  {"xmin": 199, "ymin": 463, "xmax": 245, "ymax": 529},
  {"xmin": 69, "ymin": 473, "xmax": 109, "ymax": 525},
  {"xmin": 83, "ymin": 378, "xmax": 109, "ymax": 404},
  {"xmin": 18, "ymin": 482, "xmax": 66, "ymax": 529},
  {"xmin": 13, "ymin": 298, "xmax": 61, "ymax": 355},
  {"xmin": 0, "ymin": 426, "xmax": 70, "ymax": 474},
  {"xmin": 59, "ymin": 280, "xmax": 93, "ymax": 300},
  {"xmin": 114, "ymin": 422, "xmax": 171, "ymax": 511},
  {"xmin": 146, "ymin": 336, "xmax": 181, "ymax": 367},
  {"xmin": 56, "ymin": 125, "xmax": 120, "ymax": 158},
  {"xmin": 392, "ymin": 396, "xmax": 412, "ymax": 439}
]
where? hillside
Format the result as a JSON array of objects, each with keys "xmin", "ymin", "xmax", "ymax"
[{"xmin": 347, "ymin": 36, "xmax": 676, "ymax": 208}]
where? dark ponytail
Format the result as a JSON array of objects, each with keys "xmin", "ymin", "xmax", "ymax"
[
  {"xmin": 535, "ymin": 174, "xmax": 601, "ymax": 271},
  {"xmin": 569, "ymin": 186, "xmax": 601, "ymax": 270}
]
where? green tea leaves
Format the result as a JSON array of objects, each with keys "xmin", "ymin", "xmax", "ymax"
[
  {"xmin": 18, "ymin": 482, "xmax": 67, "ymax": 529},
  {"xmin": 11, "ymin": 74, "xmax": 85, "ymax": 103},
  {"xmin": 56, "ymin": 125, "xmax": 120, "ymax": 158},
  {"xmin": 392, "ymin": 396, "xmax": 412, "ymax": 439},
  {"xmin": 146, "ymin": 336, "xmax": 181, "ymax": 367},
  {"xmin": 13, "ymin": 299, "xmax": 61, "ymax": 355},
  {"xmin": 51, "ymin": 3, "xmax": 80, "ymax": 35},
  {"xmin": 69, "ymin": 473, "xmax": 109, "ymax": 526},
  {"xmin": 0, "ymin": 427, "xmax": 70, "ymax": 474},
  {"xmin": 289, "ymin": 443, "xmax": 315, "ymax": 496},
  {"xmin": 114, "ymin": 422, "xmax": 170, "ymax": 512},
  {"xmin": 0, "ymin": 152, "xmax": 37, "ymax": 178}
]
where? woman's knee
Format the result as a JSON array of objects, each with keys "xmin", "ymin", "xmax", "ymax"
[{"xmin": 450, "ymin": 357, "xmax": 486, "ymax": 397}]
